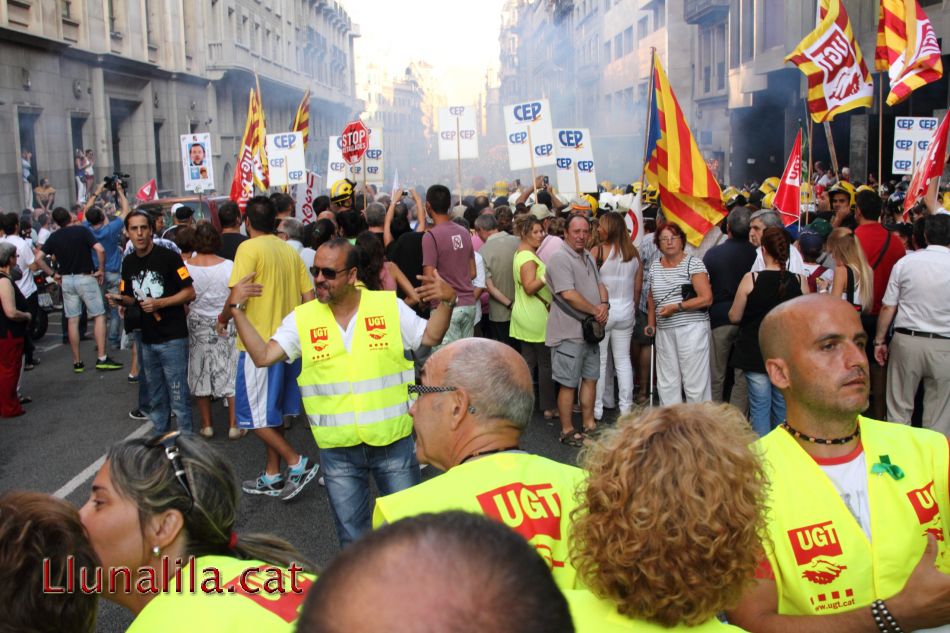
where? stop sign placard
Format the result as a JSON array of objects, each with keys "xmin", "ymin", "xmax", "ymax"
[{"xmin": 340, "ymin": 120, "xmax": 369, "ymax": 165}]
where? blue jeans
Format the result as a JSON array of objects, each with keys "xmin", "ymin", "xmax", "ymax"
[
  {"xmin": 130, "ymin": 331, "xmax": 149, "ymax": 411},
  {"xmin": 319, "ymin": 435, "xmax": 420, "ymax": 547},
  {"xmin": 104, "ymin": 272, "xmax": 121, "ymax": 348},
  {"xmin": 746, "ymin": 371, "xmax": 786, "ymax": 437},
  {"xmin": 141, "ymin": 337, "xmax": 192, "ymax": 434}
]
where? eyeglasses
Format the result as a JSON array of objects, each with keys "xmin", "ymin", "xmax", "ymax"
[
  {"xmin": 658, "ymin": 236, "xmax": 681, "ymax": 243},
  {"xmin": 310, "ymin": 266, "xmax": 351, "ymax": 280},
  {"xmin": 407, "ymin": 383, "xmax": 458, "ymax": 401},
  {"xmin": 146, "ymin": 431, "xmax": 195, "ymax": 511}
]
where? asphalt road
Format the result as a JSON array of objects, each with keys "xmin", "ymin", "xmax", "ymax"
[{"xmin": 0, "ymin": 314, "xmax": 596, "ymax": 632}]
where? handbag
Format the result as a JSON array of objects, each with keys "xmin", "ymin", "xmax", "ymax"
[
  {"xmin": 549, "ymin": 253, "xmax": 607, "ymax": 344},
  {"xmin": 680, "ymin": 256, "xmax": 697, "ymax": 301}
]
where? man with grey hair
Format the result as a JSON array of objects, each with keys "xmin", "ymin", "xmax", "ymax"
[
  {"xmin": 364, "ymin": 202, "xmax": 387, "ymax": 242},
  {"xmin": 749, "ymin": 209, "xmax": 806, "ymax": 274},
  {"xmin": 475, "ymin": 212, "xmax": 519, "ymax": 347},
  {"xmin": 372, "ymin": 338, "xmax": 584, "ymax": 589},
  {"xmin": 277, "ymin": 217, "xmax": 315, "ymax": 271}
]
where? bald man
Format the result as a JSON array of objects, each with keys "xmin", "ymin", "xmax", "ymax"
[
  {"xmin": 297, "ymin": 511, "xmax": 574, "ymax": 633},
  {"xmin": 372, "ymin": 338, "xmax": 585, "ymax": 589},
  {"xmin": 729, "ymin": 294, "xmax": 950, "ymax": 632}
]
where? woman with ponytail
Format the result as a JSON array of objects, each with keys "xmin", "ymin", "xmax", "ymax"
[
  {"xmin": 79, "ymin": 432, "xmax": 315, "ymax": 631},
  {"xmin": 827, "ymin": 227, "xmax": 874, "ymax": 313},
  {"xmin": 729, "ymin": 227, "xmax": 810, "ymax": 436}
]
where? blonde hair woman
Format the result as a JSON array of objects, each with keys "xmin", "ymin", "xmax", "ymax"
[{"xmin": 827, "ymin": 227, "xmax": 873, "ymax": 313}]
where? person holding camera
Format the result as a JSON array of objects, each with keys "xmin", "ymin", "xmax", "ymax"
[
  {"xmin": 42, "ymin": 206, "xmax": 122, "ymax": 373},
  {"xmin": 645, "ymin": 222, "xmax": 713, "ymax": 405}
]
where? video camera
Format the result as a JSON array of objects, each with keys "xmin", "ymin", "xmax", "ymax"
[{"xmin": 103, "ymin": 172, "xmax": 130, "ymax": 193}]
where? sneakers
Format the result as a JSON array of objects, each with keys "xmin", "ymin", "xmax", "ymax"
[
  {"xmin": 279, "ymin": 457, "xmax": 319, "ymax": 501},
  {"xmin": 96, "ymin": 356, "xmax": 123, "ymax": 371},
  {"xmin": 199, "ymin": 426, "xmax": 213, "ymax": 439},
  {"xmin": 127, "ymin": 373, "xmax": 139, "ymax": 384},
  {"xmin": 129, "ymin": 408, "xmax": 149, "ymax": 421},
  {"xmin": 228, "ymin": 427, "xmax": 247, "ymax": 440},
  {"xmin": 242, "ymin": 473, "xmax": 285, "ymax": 497},
  {"xmin": 73, "ymin": 362, "xmax": 85, "ymax": 373}
]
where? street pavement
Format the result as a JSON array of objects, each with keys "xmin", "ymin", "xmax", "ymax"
[{"xmin": 0, "ymin": 315, "xmax": 602, "ymax": 632}]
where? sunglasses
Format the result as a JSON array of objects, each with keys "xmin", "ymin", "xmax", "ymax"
[
  {"xmin": 310, "ymin": 266, "xmax": 351, "ymax": 280},
  {"xmin": 407, "ymin": 383, "xmax": 458, "ymax": 401},
  {"xmin": 146, "ymin": 431, "xmax": 194, "ymax": 511}
]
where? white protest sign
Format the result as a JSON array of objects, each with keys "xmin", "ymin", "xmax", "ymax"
[
  {"xmin": 438, "ymin": 106, "xmax": 479, "ymax": 160},
  {"xmin": 291, "ymin": 170, "xmax": 319, "ymax": 224},
  {"xmin": 265, "ymin": 132, "xmax": 306, "ymax": 186},
  {"xmin": 327, "ymin": 136, "xmax": 357, "ymax": 185},
  {"xmin": 893, "ymin": 117, "xmax": 938, "ymax": 175},
  {"xmin": 503, "ymin": 99, "xmax": 555, "ymax": 171},
  {"xmin": 180, "ymin": 133, "xmax": 214, "ymax": 192},
  {"xmin": 362, "ymin": 128, "xmax": 384, "ymax": 185},
  {"xmin": 553, "ymin": 128, "xmax": 596, "ymax": 195}
]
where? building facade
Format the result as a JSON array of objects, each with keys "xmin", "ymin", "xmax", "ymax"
[{"xmin": 0, "ymin": 0, "xmax": 361, "ymax": 212}]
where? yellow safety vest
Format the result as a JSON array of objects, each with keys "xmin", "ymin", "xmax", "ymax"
[
  {"xmin": 758, "ymin": 417, "xmax": 950, "ymax": 615},
  {"xmin": 373, "ymin": 451, "xmax": 585, "ymax": 589},
  {"xmin": 127, "ymin": 555, "xmax": 315, "ymax": 632},
  {"xmin": 565, "ymin": 590, "xmax": 747, "ymax": 632},
  {"xmin": 294, "ymin": 291, "xmax": 415, "ymax": 449}
]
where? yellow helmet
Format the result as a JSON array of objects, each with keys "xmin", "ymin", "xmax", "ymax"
[
  {"xmin": 721, "ymin": 186, "xmax": 740, "ymax": 205},
  {"xmin": 599, "ymin": 180, "xmax": 613, "ymax": 192},
  {"xmin": 492, "ymin": 180, "xmax": 509, "ymax": 197},
  {"xmin": 610, "ymin": 187, "xmax": 624, "ymax": 195},
  {"xmin": 583, "ymin": 194, "xmax": 599, "ymax": 217},
  {"xmin": 762, "ymin": 191, "xmax": 776, "ymax": 209},
  {"xmin": 740, "ymin": 188, "xmax": 751, "ymax": 200},
  {"xmin": 828, "ymin": 180, "xmax": 856, "ymax": 207},
  {"xmin": 330, "ymin": 179, "xmax": 355, "ymax": 204},
  {"xmin": 642, "ymin": 185, "xmax": 659, "ymax": 206},
  {"xmin": 760, "ymin": 177, "xmax": 781, "ymax": 195},
  {"xmin": 855, "ymin": 184, "xmax": 876, "ymax": 196}
]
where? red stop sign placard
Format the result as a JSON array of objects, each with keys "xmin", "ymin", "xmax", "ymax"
[{"xmin": 340, "ymin": 120, "xmax": 369, "ymax": 165}]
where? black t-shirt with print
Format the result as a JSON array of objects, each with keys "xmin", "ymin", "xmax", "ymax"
[{"xmin": 121, "ymin": 245, "xmax": 193, "ymax": 344}]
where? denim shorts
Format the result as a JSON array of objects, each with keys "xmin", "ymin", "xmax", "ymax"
[
  {"xmin": 61, "ymin": 274, "xmax": 105, "ymax": 319},
  {"xmin": 551, "ymin": 339, "xmax": 600, "ymax": 385}
]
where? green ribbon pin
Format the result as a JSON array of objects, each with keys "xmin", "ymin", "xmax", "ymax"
[{"xmin": 871, "ymin": 455, "xmax": 905, "ymax": 481}]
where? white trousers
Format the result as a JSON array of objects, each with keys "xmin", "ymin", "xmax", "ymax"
[
  {"xmin": 595, "ymin": 312, "xmax": 635, "ymax": 417},
  {"xmin": 656, "ymin": 320, "xmax": 712, "ymax": 405}
]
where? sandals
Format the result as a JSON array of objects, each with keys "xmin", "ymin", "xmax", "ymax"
[
  {"xmin": 581, "ymin": 425, "xmax": 598, "ymax": 438},
  {"xmin": 543, "ymin": 409, "xmax": 557, "ymax": 420},
  {"xmin": 558, "ymin": 430, "xmax": 585, "ymax": 447}
]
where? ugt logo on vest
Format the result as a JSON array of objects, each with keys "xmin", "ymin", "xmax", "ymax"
[
  {"xmin": 365, "ymin": 316, "xmax": 388, "ymax": 346},
  {"xmin": 476, "ymin": 483, "xmax": 563, "ymax": 541},
  {"xmin": 788, "ymin": 521, "xmax": 847, "ymax": 585},
  {"xmin": 309, "ymin": 327, "xmax": 329, "ymax": 352},
  {"xmin": 907, "ymin": 481, "xmax": 944, "ymax": 541}
]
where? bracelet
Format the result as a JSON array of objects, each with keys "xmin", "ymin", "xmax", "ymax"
[
  {"xmin": 870, "ymin": 599, "xmax": 904, "ymax": 633},
  {"xmin": 217, "ymin": 313, "xmax": 228, "ymax": 324},
  {"xmin": 677, "ymin": 302, "xmax": 684, "ymax": 312}
]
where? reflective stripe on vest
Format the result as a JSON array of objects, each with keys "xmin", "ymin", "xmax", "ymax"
[
  {"xmin": 294, "ymin": 290, "xmax": 414, "ymax": 449},
  {"xmin": 372, "ymin": 452, "xmax": 585, "ymax": 590},
  {"xmin": 758, "ymin": 417, "xmax": 950, "ymax": 616}
]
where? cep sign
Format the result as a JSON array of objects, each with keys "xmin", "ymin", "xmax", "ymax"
[
  {"xmin": 893, "ymin": 117, "xmax": 938, "ymax": 175},
  {"xmin": 339, "ymin": 120, "xmax": 370, "ymax": 165},
  {"xmin": 554, "ymin": 127, "xmax": 596, "ymax": 194},
  {"xmin": 503, "ymin": 98, "xmax": 555, "ymax": 171},
  {"xmin": 265, "ymin": 131, "xmax": 305, "ymax": 186},
  {"xmin": 438, "ymin": 105, "xmax": 479, "ymax": 161}
]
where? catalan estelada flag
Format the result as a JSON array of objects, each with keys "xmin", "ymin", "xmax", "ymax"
[
  {"xmin": 876, "ymin": 0, "xmax": 943, "ymax": 106},
  {"xmin": 293, "ymin": 88, "xmax": 311, "ymax": 149},
  {"xmin": 644, "ymin": 52, "xmax": 726, "ymax": 247},
  {"xmin": 785, "ymin": 0, "xmax": 873, "ymax": 123},
  {"xmin": 253, "ymin": 75, "xmax": 269, "ymax": 190},
  {"xmin": 229, "ymin": 88, "xmax": 265, "ymax": 210}
]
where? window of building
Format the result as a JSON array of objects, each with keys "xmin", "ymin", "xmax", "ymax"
[
  {"xmin": 70, "ymin": 116, "xmax": 85, "ymax": 155},
  {"xmin": 239, "ymin": 15, "xmax": 248, "ymax": 45},
  {"xmin": 254, "ymin": 22, "xmax": 260, "ymax": 52},
  {"xmin": 729, "ymin": 1, "xmax": 739, "ymax": 69},
  {"xmin": 605, "ymin": 0, "xmax": 611, "ymax": 9},
  {"xmin": 741, "ymin": 0, "xmax": 754, "ymax": 62},
  {"xmin": 654, "ymin": 0, "xmax": 666, "ymax": 30},
  {"xmin": 624, "ymin": 87, "xmax": 634, "ymax": 112},
  {"xmin": 700, "ymin": 25, "xmax": 712, "ymax": 93},
  {"xmin": 18, "ymin": 111, "xmax": 38, "ymax": 197},
  {"xmin": 715, "ymin": 22, "xmax": 726, "ymax": 89},
  {"xmin": 61, "ymin": 0, "xmax": 72, "ymax": 18},
  {"xmin": 605, "ymin": 94, "xmax": 612, "ymax": 113},
  {"xmin": 153, "ymin": 122, "xmax": 163, "ymax": 189},
  {"xmin": 615, "ymin": 33, "xmax": 623, "ymax": 59},
  {"xmin": 638, "ymin": 16, "xmax": 649, "ymax": 40},
  {"xmin": 638, "ymin": 81, "xmax": 648, "ymax": 102},
  {"xmin": 762, "ymin": 0, "xmax": 783, "ymax": 50},
  {"xmin": 624, "ymin": 27, "xmax": 633, "ymax": 55}
]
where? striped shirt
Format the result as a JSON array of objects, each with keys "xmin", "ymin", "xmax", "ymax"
[{"xmin": 649, "ymin": 254, "xmax": 710, "ymax": 329}]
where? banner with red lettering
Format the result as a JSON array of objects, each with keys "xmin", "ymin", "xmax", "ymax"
[
  {"xmin": 291, "ymin": 170, "xmax": 319, "ymax": 224},
  {"xmin": 774, "ymin": 130, "xmax": 803, "ymax": 226},
  {"xmin": 135, "ymin": 178, "xmax": 158, "ymax": 202},
  {"xmin": 904, "ymin": 112, "xmax": 949, "ymax": 215}
]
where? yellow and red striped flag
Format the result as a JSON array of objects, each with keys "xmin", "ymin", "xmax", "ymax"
[
  {"xmin": 644, "ymin": 52, "xmax": 726, "ymax": 247},
  {"xmin": 253, "ymin": 75, "xmax": 269, "ymax": 190},
  {"xmin": 785, "ymin": 0, "xmax": 873, "ymax": 123},
  {"xmin": 292, "ymin": 88, "xmax": 311, "ymax": 150},
  {"xmin": 229, "ymin": 88, "xmax": 264, "ymax": 210},
  {"xmin": 876, "ymin": 0, "xmax": 943, "ymax": 106}
]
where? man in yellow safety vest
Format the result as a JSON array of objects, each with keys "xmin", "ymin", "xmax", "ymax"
[
  {"xmin": 729, "ymin": 294, "xmax": 950, "ymax": 631},
  {"xmin": 372, "ymin": 338, "xmax": 585, "ymax": 589},
  {"xmin": 228, "ymin": 237, "xmax": 456, "ymax": 546}
]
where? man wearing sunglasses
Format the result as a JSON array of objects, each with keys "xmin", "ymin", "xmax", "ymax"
[
  {"xmin": 228, "ymin": 237, "xmax": 456, "ymax": 546},
  {"xmin": 371, "ymin": 338, "xmax": 585, "ymax": 589}
]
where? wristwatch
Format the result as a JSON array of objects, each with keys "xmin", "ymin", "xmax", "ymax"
[
  {"xmin": 229, "ymin": 303, "xmax": 245, "ymax": 312},
  {"xmin": 441, "ymin": 297, "xmax": 457, "ymax": 309}
]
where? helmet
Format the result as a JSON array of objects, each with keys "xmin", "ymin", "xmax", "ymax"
[
  {"xmin": 492, "ymin": 180, "xmax": 508, "ymax": 197},
  {"xmin": 828, "ymin": 181, "xmax": 855, "ymax": 207},
  {"xmin": 721, "ymin": 186, "xmax": 741, "ymax": 207},
  {"xmin": 855, "ymin": 184, "xmax": 876, "ymax": 197},
  {"xmin": 760, "ymin": 177, "xmax": 781, "ymax": 195},
  {"xmin": 330, "ymin": 179, "xmax": 355, "ymax": 204},
  {"xmin": 583, "ymin": 194, "xmax": 599, "ymax": 217},
  {"xmin": 599, "ymin": 180, "xmax": 613, "ymax": 192},
  {"xmin": 762, "ymin": 191, "xmax": 775, "ymax": 210},
  {"xmin": 642, "ymin": 185, "xmax": 659, "ymax": 206}
]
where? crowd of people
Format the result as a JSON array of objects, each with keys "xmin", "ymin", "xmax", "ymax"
[{"xmin": 1, "ymin": 163, "xmax": 949, "ymax": 631}]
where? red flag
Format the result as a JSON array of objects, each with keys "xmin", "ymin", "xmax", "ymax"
[
  {"xmin": 904, "ymin": 113, "xmax": 950, "ymax": 215},
  {"xmin": 773, "ymin": 130, "xmax": 803, "ymax": 226},
  {"xmin": 135, "ymin": 178, "xmax": 158, "ymax": 202},
  {"xmin": 229, "ymin": 88, "xmax": 263, "ymax": 211}
]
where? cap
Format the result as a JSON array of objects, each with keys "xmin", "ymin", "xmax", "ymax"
[
  {"xmin": 449, "ymin": 204, "xmax": 468, "ymax": 220},
  {"xmin": 172, "ymin": 204, "xmax": 194, "ymax": 221},
  {"xmin": 807, "ymin": 218, "xmax": 833, "ymax": 238},
  {"xmin": 529, "ymin": 203, "xmax": 553, "ymax": 221},
  {"xmin": 569, "ymin": 197, "xmax": 592, "ymax": 213},
  {"xmin": 797, "ymin": 230, "xmax": 825, "ymax": 258}
]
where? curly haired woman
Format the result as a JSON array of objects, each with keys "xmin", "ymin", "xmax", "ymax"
[{"xmin": 567, "ymin": 403, "xmax": 767, "ymax": 631}]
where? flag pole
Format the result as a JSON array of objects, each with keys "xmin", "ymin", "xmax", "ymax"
[
  {"xmin": 877, "ymin": 73, "xmax": 884, "ymax": 188},
  {"xmin": 362, "ymin": 154, "xmax": 367, "ymax": 199},
  {"xmin": 456, "ymin": 116, "xmax": 463, "ymax": 205},
  {"xmin": 573, "ymin": 161, "xmax": 580, "ymax": 196},
  {"xmin": 638, "ymin": 47, "xmax": 658, "ymax": 190},
  {"xmin": 528, "ymin": 125, "xmax": 537, "ymax": 198},
  {"xmin": 823, "ymin": 122, "xmax": 840, "ymax": 179}
]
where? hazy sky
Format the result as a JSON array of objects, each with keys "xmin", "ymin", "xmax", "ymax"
[{"xmin": 346, "ymin": 0, "xmax": 508, "ymax": 104}]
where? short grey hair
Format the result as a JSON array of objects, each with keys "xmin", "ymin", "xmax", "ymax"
[
  {"xmin": 0, "ymin": 242, "xmax": 16, "ymax": 265},
  {"xmin": 278, "ymin": 218, "xmax": 305, "ymax": 242},
  {"xmin": 365, "ymin": 202, "xmax": 386, "ymax": 228},
  {"xmin": 750, "ymin": 209, "xmax": 782, "ymax": 229},
  {"xmin": 442, "ymin": 345, "xmax": 534, "ymax": 431},
  {"xmin": 474, "ymin": 213, "xmax": 498, "ymax": 232},
  {"xmin": 727, "ymin": 206, "xmax": 752, "ymax": 240}
]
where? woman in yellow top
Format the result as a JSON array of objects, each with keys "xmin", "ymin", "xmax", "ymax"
[
  {"xmin": 567, "ymin": 403, "xmax": 766, "ymax": 631},
  {"xmin": 509, "ymin": 214, "xmax": 557, "ymax": 422},
  {"xmin": 79, "ymin": 432, "xmax": 316, "ymax": 631}
]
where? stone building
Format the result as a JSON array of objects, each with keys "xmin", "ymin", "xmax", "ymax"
[{"xmin": 0, "ymin": 0, "xmax": 361, "ymax": 211}]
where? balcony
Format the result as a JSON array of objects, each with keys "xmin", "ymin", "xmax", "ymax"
[{"xmin": 684, "ymin": 0, "xmax": 729, "ymax": 25}]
